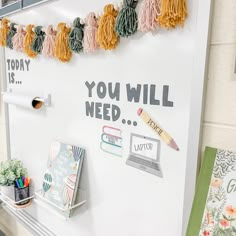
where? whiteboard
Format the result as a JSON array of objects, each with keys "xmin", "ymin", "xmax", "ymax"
[{"xmin": 1, "ymin": 0, "xmax": 212, "ymax": 235}]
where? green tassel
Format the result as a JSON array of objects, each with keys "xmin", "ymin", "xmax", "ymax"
[
  {"xmin": 6, "ymin": 23, "xmax": 17, "ymax": 49},
  {"xmin": 115, "ymin": 0, "xmax": 138, "ymax": 38},
  {"xmin": 69, "ymin": 17, "xmax": 84, "ymax": 53},
  {"xmin": 31, "ymin": 26, "xmax": 45, "ymax": 54}
]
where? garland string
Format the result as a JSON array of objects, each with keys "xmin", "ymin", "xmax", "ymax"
[{"xmin": 0, "ymin": 0, "xmax": 188, "ymax": 61}]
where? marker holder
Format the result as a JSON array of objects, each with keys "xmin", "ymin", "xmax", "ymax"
[
  {"xmin": 14, "ymin": 185, "xmax": 30, "ymax": 206},
  {"xmin": 0, "ymin": 189, "xmax": 34, "ymax": 209}
]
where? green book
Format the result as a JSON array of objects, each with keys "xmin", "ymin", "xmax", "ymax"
[{"xmin": 186, "ymin": 147, "xmax": 236, "ymax": 236}]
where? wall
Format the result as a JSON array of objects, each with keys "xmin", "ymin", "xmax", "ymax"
[
  {"xmin": 201, "ymin": 0, "xmax": 236, "ymax": 154},
  {"xmin": 0, "ymin": 0, "xmax": 235, "ymax": 235}
]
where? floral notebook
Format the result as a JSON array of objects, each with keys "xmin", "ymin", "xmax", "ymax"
[
  {"xmin": 186, "ymin": 147, "xmax": 236, "ymax": 236},
  {"xmin": 41, "ymin": 140, "xmax": 85, "ymax": 217}
]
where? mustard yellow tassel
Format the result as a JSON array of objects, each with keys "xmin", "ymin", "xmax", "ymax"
[
  {"xmin": 158, "ymin": 0, "xmax": 187, "ymax": 29},
  {"xmin": 0, "ymin": 18, "xmax": 10, "ymax": 47},
  {"xmin": 24, "ymin": 25, "xmax": 37, "ymax": 58},
  {"xmin": 96, "ymin": 4, "xmax": 119, "ymax": 50},
  {"xmin": 55, "ymin": 23, "xmax": 72, "ymax": 62}
]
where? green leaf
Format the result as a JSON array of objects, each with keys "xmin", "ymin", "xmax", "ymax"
[
  {"xmin": 222, "ymin": 214, "xmax": 230, "ymax": 221},
  {"xmin": 0, "ymin": 159, "xmax": 27, "ymax": 186},
  {"xmin": 232, "ymin": 227, "xmax": 236, "ymax": 233}
]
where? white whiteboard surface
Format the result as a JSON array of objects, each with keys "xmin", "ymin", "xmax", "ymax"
[{"xmin": 1, "ymin": 0, "xmax": 212, "ymax": 235}]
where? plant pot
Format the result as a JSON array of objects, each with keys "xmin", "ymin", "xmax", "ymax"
[{"xmin": 0, "ymin": 185, "xmax": 14, "ymax": 199}]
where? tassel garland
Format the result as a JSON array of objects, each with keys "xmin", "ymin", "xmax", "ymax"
[
  {"xmin": 83, "ymin": 12, "xmax": 99, "ymax": 53},
  {"xmin": 159, "ymin": 0, "xmax": 187, "ymax": 29},
  {"xmin": 12, "ymin": 25, "xmax": 26, "ymax": 52},
  {"xmin": 0, "ymin": 1, "xmax": 188, "ymax": 62},
  {"xmin": 138, "ymin": 0, "xmax": 160, "ymax": 32},
  {"xmin": 31, "ymin": 26, "xmax": 45, "ymax": 54},
  {"xmin": 42, "ymin": 25, "xmax": 56, "ymax": 58},
  {"xmin": 24, "ymin": 25, "xmax": 37, "ymax": 58},
  {"xmin": 55, "ymin": 23, "xmax": 72, "ymax": 62},
  {"xmin": 96, "ymin": 4, "xmax": 119, "ymax": 50},
  {"xmin": 0, "ymin": 18, "xmax": 10, "ymax": 47},
  {"xmin": 115, "ymin": 0, "xmax": 138, "ymax": 37},
  {"xmin": 6, "ymin": 23, "xmax": 17, "ymax": 49},
  {"xmin": 69, "ymin": 17, "xmax": 84, "ymax": 53}
]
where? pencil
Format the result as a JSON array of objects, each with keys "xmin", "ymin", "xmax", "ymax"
[{"xmin": 137, "ymin": 108, "xmax": 179, "ymax": 151}]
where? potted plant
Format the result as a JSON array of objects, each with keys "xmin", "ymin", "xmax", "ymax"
[{"xmin": 0, "ymin": 159, "xmax": 27, "ymax": 198}]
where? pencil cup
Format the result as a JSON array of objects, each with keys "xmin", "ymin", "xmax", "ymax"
[{"xmin": 14, "ymin": 186, "xmax": 30, "ymax": 206}]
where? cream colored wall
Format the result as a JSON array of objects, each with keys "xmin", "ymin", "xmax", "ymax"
[
  {"xmin": 0, "ymin": 1, "xmax": 235, "ymax": 235},
  {"xmin": 202, "ymin": 0, "xmax": 236, "ymax": 153}
]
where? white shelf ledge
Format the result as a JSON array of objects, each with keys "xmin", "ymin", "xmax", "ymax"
[{"xmin": 34, "ymin": 189, "xmax": 87, "ymax": 220}]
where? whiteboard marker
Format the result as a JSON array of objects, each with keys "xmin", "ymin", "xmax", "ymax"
[{"xmin": 137, "ymin": 108, "xmax": 179, "ymax": 151}]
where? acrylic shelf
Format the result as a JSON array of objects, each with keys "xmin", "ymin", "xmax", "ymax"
[{"xmin": 34, "ymin": 189, "xmax": 87, "ymax": 220}]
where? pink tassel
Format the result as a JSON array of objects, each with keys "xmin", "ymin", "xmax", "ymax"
[
  {"xmin": 138, "ymin": 0, "xmax": 161, "ymax": 32},
  {"xmin": 42, "ymin": 25, "xmax": 57, "ymax": 58},
  {"xmin": 12, "ymin": 25, "xmax": 26, "ymax": 52},
  {"xmin": 83, "ymin": 12, "xmax": 99, "ymax": 53}
]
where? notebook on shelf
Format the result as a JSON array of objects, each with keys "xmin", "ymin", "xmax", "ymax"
[
  {"xmin": 41, "ymin": 140, "xmax": 85, "ymax": 217},
  {"xmin": 186, "ymin": 147, "xmax": 236, "ymax": 236}
]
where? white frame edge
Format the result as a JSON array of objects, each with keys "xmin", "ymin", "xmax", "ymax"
[
  {"xmin": 0, "ymin": 48, "xmax": 11, "ymax": 160},
  {"xmin": 182, "ymin": 0, "xmax": 213, "ymax": 235}
]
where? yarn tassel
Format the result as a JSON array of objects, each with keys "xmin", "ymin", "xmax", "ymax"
[
  {"xmin": 115, "ymin": 0, "xmax": 138, "ymax": 37},
  {"xmin": 96, "ymin": 4, "xmax": 119, "ymax": 50},
  {"xmin": 42, "ymin": 25, "xmax": 56, "ymax": 58},
  {"xmin": 6, "ymin": 23, "xmax": 17, "ymax": 49},
  {"xmin": 55, "ymin": 23, "xmax": 72, "ymax": 62},
  {"xmin": 0, "ymin": 18, "xmax": 10, "ymax": 47},
  {"xmin": 83, "ymin": 12, "xmax": 99, "ymax": 53},
  {"xmin": 69, "ymin": 17, "xmax": 84, "ymax": 53},
  {"xmin": 31, "ymin": 26, "xmax": 45, "ymax": 54},
  {"xmin": 158, "ymin": 0, "xmax": 187, "ymax": 29},
  {"xmin": 24, "ymin": 25, "xmax": 37, "ymax": 58},
  {"xmin": 138, "ymin": 0, "xmax": 160, "ymax": 32},
  {"xmin": 12, "ymin": 25, "xmax": 26, "ymax": 52}
]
